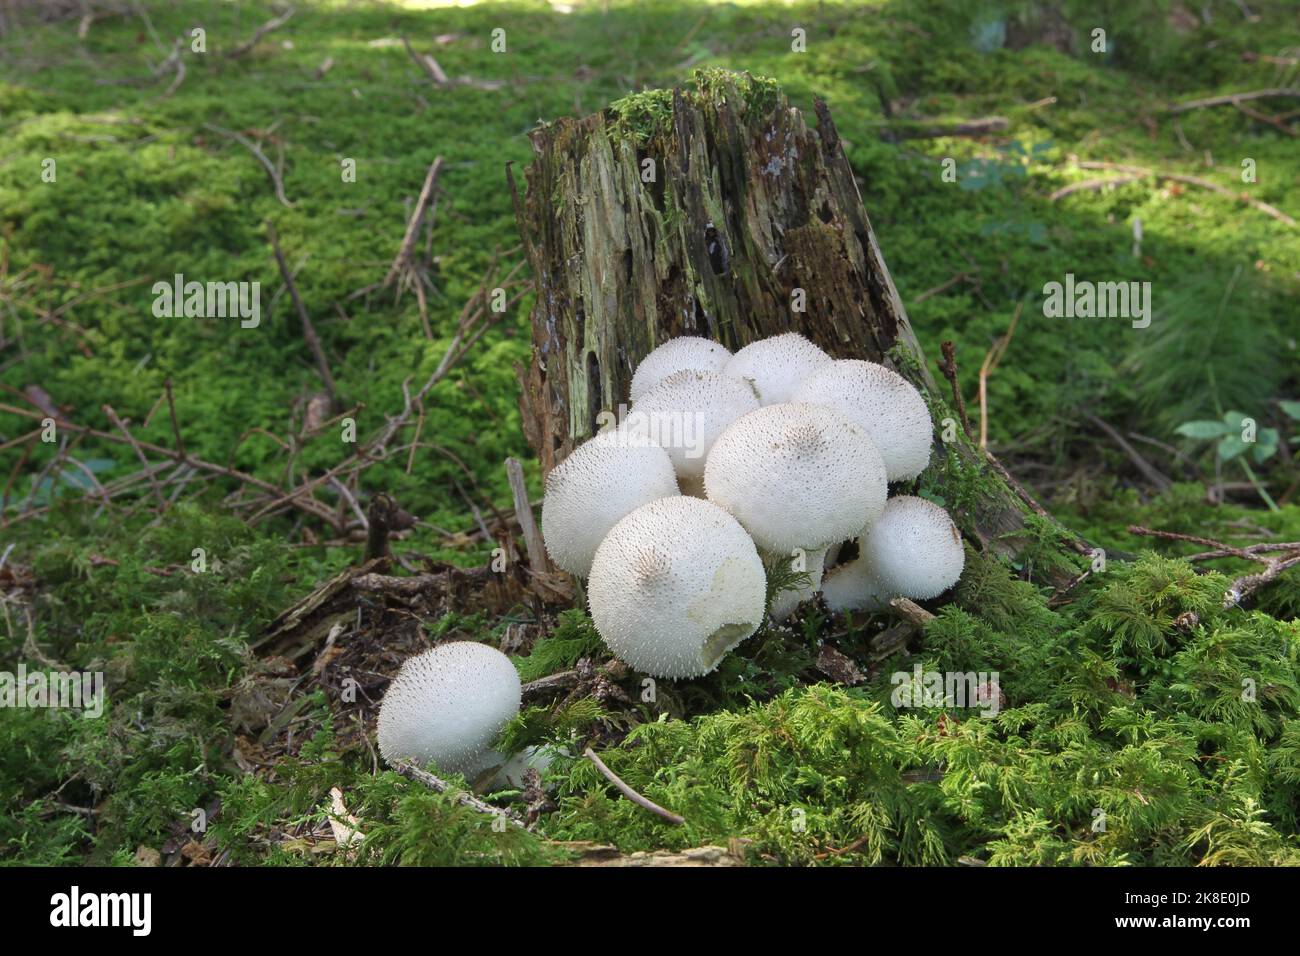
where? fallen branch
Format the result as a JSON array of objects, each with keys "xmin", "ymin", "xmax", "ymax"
[
  {"xmin": 1054, "ymin": 160, "xmax": 1296, "ymax": 227},
  {"xmin": 202, "ymin": 123, "xmax": 293, "ymax": 208},
  {"xmin": 936, "ymin": 340, "xmax": 972, "ymax": 439},
  {"xmin": 227, "ymin": 5, "xmax": 296, "ymax": 59},
  {"xmin": 1085, "ymin": 413, "xmax": 1173, "ymax": 492},
  {"xmin": 267, "ymin": 219, "xmax": 337, "ymax": 402},
  {"xmin": 401, "ymin": 36, "xmax": 450, "ymax": 86},
  {"xmin": 520, "ymin": 669, "xmax": 580, "ymax": 702},
  {"xmin": 392, "ymin": 761, "xmax": 527, "ymax": 829},
  {"xmin": 1169, "ymin": 87, "xmax": 1300, "ymax": 114},
  {"xmin": 978, "ymin": 301, "xmax": 1022, "ymax": 452},
  {"xmin": 505, "ymin": 457, "xmax": 548, "ymax": 573},
  {"xmin": 881, "ymin": 116, "xmax": 1009, "ymax": 141},
  {"xmin": 583, "ymin": 747, "xmax": 685, "ymax": 826}
]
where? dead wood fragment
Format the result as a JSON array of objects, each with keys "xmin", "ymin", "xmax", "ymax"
[
  {"xmin": 815, "ymin": 645, "xmax": 865, "ymax": 685},
  {"xmin": 505, "ymin": 457, "xmax": 548, "ymax": 574},
  {"xmin": 227, "ymin": 4, "xmax": 296, "ymax": 59},
  {"xmin": 584, "ymin": 747, "xmax": 685, "ymax": 825},
  {"xmin": 558, "ymin": 841, "xmax": 743, "ymax": 867},
  {"xmin": 393, "ymin": 762, "xmax": 528, "ymax": 829},
  {"xmin": 1169, "ymin": 87, "xmax": 1300, "ymax": 114},
  {"xmin": 203, "ymin": 123, "xmax": 293, "ymax": 208}
]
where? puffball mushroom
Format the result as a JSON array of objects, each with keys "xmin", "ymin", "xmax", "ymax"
[
  {"xmin": 860, "ymin": 495, "xmax": 965, "ymax": 600},
  {"xmin": 629, "ymin": 335, "xmax": 732, "ymax": 403},
  {"xmin": 377, "ymin": 642, "xmax": 521, "ymax": 775},
  {"xmin": 587, "ymin": 496, "xmax": 766, "ymax": 677},
  {"xmin": 724, "ymin": 332, "xmax": 832, "ymax": 406},
  {"xmin": 792, "ymin": 359, "xmax": 933, "ymax": 482},
  {"xmin": 540, "ymin": 427, "xmax": 680, "ymax": 577},
  {"xmin": 703, "ymin": 403, "xmax": 888, "ymax": 553},
  {"xmin": 627, "ymin": 369, "xmax": 760, "ymax": 482},
  {"xmin": 820, "ymin": 554, "xmax": 890, "ymax": 613}
]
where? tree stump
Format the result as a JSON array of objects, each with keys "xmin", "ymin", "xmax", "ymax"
[{"xmin": 512, "ymin": 70, "xmax": 1084, "ymax": 579}]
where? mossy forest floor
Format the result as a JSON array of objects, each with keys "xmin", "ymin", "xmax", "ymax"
[{"xmin": 2, "ymin": 0, "xmax": 1299, "ymax": 865}]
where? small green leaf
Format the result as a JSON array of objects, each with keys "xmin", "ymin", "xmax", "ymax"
[
  {"xmin": 1217, "ymin": 434, "xmax": 1248, "ymax": 461},
  {"xmin": 1252, "ymin": 428, "xmax": 1279, "ymax": 463},
  {"xmin": 1175, "ymin": 420, "xmax": 1231, "ymax": 439},
  {"xmin": 1280, "ymin": 400, "xmax": 1300, "ymax": 420}
]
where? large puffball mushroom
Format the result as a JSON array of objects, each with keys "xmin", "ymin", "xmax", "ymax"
[
  {"xmin": 792, "ymin": 359, "xmax": 933, "ymax": 482},
  {"xmin": 768, "ymin": 547, "xmax": 826, "ymax": 621},
  {"xmin": 703, "ymin": 403, "xmax": 887, "ymax": 553},
  {"xmin": 629, "ymin": 336, "xmax": 732, "ymax": 403},
  {"xmin": 860, "ymin": 495, "xmax": 965, "ymax": 600},
  {"xmin": 627, "ymin": 370, "xmax": 760, "ymax": 482},
  {"xmin": 377, "ymin": 642, "xmax": 521, "ymax": 774},
  {"xmin": 540, "ymin": 427, "xmax": 679, "ymax": 578},
  {"xmin": 587, "ymin": 496, "xmax": 766, "ymax": 678},
  {"xmin": 724, "ymin": 332, "xmax": 832, "ymax": 406},
  {"xmin": 820, "ymin": 554, "xmax": 890, "ymax": 613}
]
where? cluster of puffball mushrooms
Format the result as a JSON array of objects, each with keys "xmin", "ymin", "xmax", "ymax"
[{"xmin": 377, "ymin": 333, "xmax": 965, "ymax": 779}]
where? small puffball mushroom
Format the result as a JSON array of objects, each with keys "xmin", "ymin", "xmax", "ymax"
[
  {"xmin": 627, "ymin": 370, "xmax": 760, "ymax": 481},
  {"xmin": 704, "ymin": 402, "xmax": 887, "ymax": 553},
  {"xmin": 820, "ymin": 554, "xmax": 890, "ymax": 613},
  {"xmin": 588, "ymin": 496, "xmax": 766, "ymax": 678},
  {"xmin": 724, "ymin": 332, "xmax": 832, "ymax": 406},
  {"xmin": 377, "ymin": 642, "xmax": 521, "ymax": 774},
  {"xmin": 768, "ymin": 547, "xmax": 826, "ymax": 621},
  {"xmin": 860, "ymin": 495, "xmax": 965, "ymax": 600},
  {"xmin": 541, "ymin": 427, "xmax": 680, "ymax": 577},
  {"xmin": 792, "ymin": 359, "xmax": 933, "ymax": 482},
  {"xmin": 629, "ymin": 335, "xmax": 731, "ymax": 403}
]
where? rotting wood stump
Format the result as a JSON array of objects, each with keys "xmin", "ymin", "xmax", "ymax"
[{"xmin": 512, "ymin": 69, "xmax": 1086, "ymax": 580}]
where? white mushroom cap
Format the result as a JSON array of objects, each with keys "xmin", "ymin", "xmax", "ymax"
[
  {"xmin": 768, "ymin": 547, "xmax": 826, "ymax": 621},
  {"xmin": 792, "ymin": 359, "xmax": 933, "ymax": 482},
  {"xmin": 626, "ymin": 369, "xmax": 760, "ymax": 481},
  {"xmin": 377, "ymin": 642, "xmax": 522, "ymax": 774},
  {"xmin": 629, "ymin": 335, "xmax": 732, "ymax": 402},
  {"xmin": 860, "ymin": 495, "xmax": 965, "ymax": 600},
  {"xmin": 724, "ymin": 332, "xmax": 832, "ymax": 406},
  {"xmin": 541, "ymin": 427, "xmax": 680, "ymax": 577},
  {"xmin": 587, "ymin": 496, "xmax": 766, "ymax": 678},
  {"xmin": 820, "ymin": 554, "xmax": 890, "ymax": 613},
  {"xmin": 703, "ymin": 402, "xmax": 887, "ymax": 553}
]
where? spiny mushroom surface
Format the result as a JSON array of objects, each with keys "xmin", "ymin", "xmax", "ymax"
[
  {"xmin": 629, "ymin": 335, "xmax": 732, "ymax": 403},
  {"xmin": 587, "ymin": 495, "xmax": 766, "ymax": 678},
  {"xmin": 703, "ymin": 402, "xmax": 887, "ymax": 553},
  {"xmin": 860, "ymin": 495, "xmax": 965, "ymax": 600},
  {"xmin": 792, "ymin": 359, "xmax": 933, "ymax": 482},
  {"xmin": 724, "ymin": 332, "xmax": 832, "ymax": 406},
  {"xmin": 377, "ymin": 642, "xmax": 521, "ymax": 774},
  {"xmin": 626, "ymin": 369, "xmax": 760, "ymax": 481},
  {"xmin": 540, "ymin": 427, "xmax": 679, "ymax": 577}
]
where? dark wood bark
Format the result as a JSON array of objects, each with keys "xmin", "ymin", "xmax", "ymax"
[{"xmin": 512, "ymin": 71, "xmax": 1081, "ymax": 576}]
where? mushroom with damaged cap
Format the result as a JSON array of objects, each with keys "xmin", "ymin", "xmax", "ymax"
[
  {"xmin": 377, "ymin": 641, "xmax": 522, "ymax": 775},
  {"xmin": 629, "ymin": 335, "xmax": 732, "ymax": 403},
  {"xmin": 724, "ymin": 332, "xmax": 832, "ymax": 406},
  {"xmin": 540, "ymin": 426, "xmax": 680, "ymax": 578},
  {"xmin": 587, "ymin": 495, "xmax": 767, "ymax": 678},
  {"xmin": 626, "ymin": 369, "xmax": 760, "ymax": 483},
  {"xmin": 792, "ymin": 359, "xmax": 934, "ymax": 482}
]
